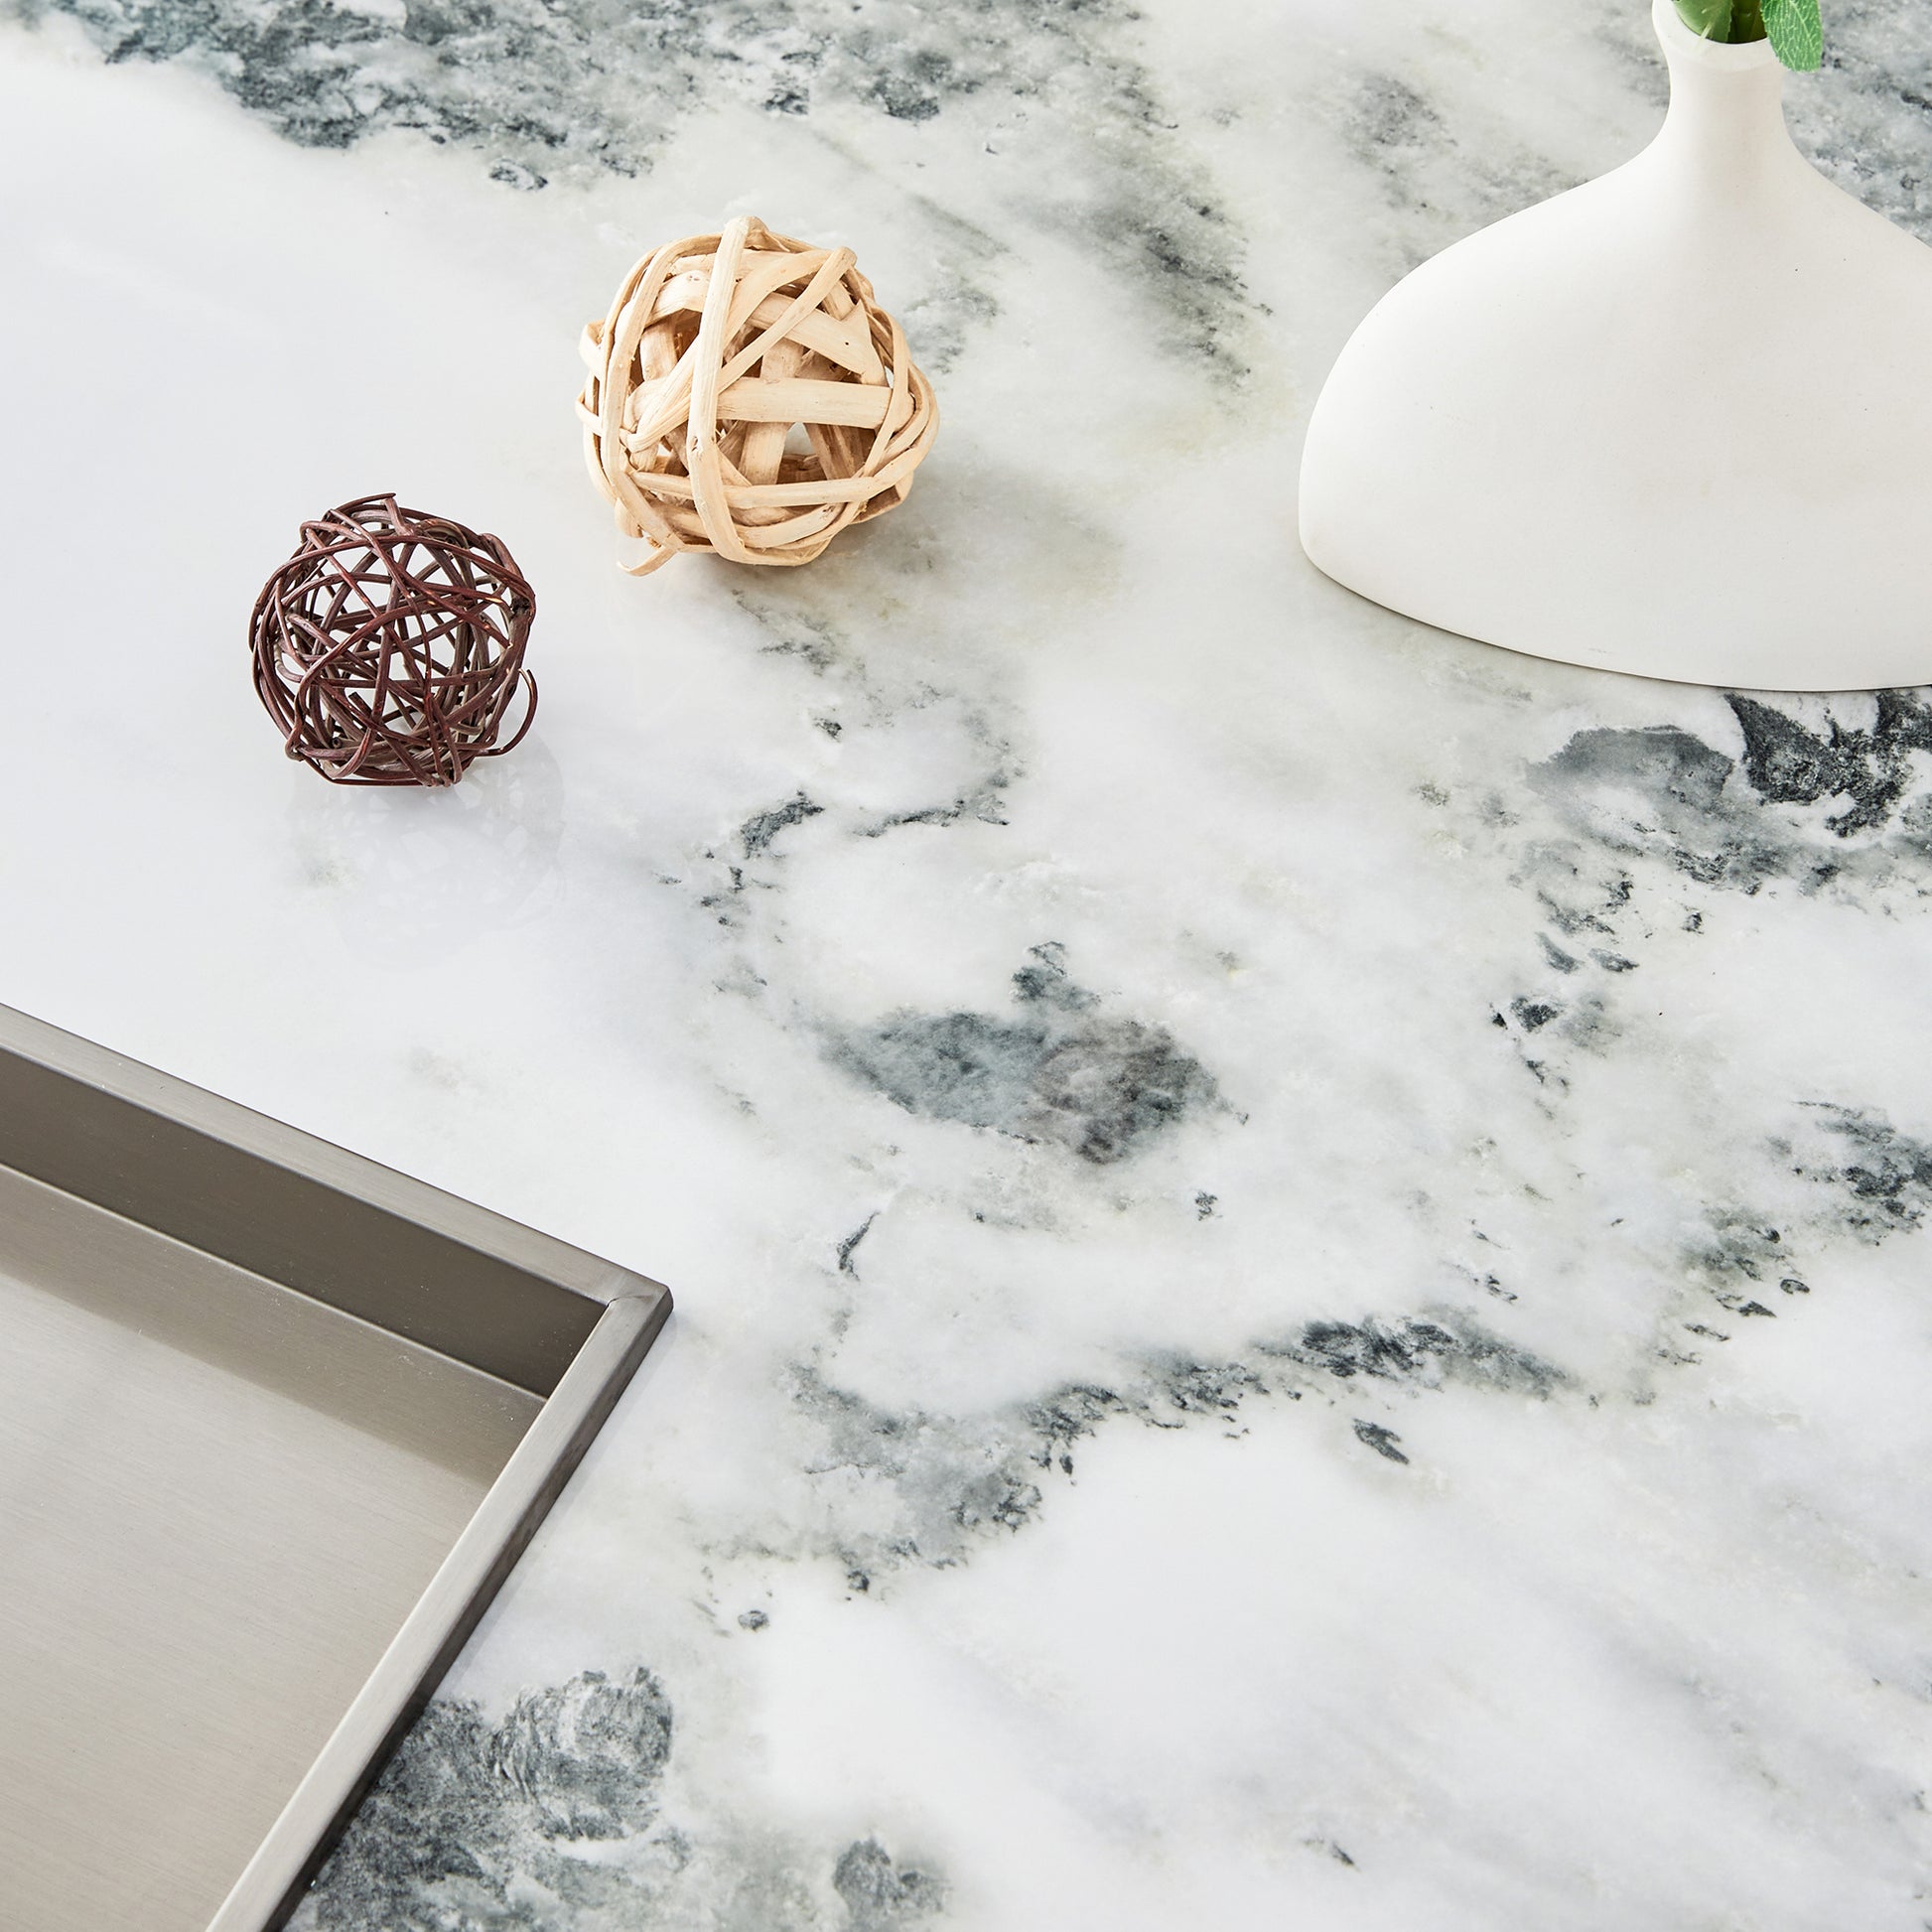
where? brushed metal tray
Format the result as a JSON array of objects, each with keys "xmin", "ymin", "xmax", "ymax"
[{"xmin": 0, "ymin": 1003, "xmax": 670, "ymax": 1932}]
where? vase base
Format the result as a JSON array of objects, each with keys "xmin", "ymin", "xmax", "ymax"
[{"xmin": 1306, "ymin": 557, "xmax": 1932, "ymax": 695}]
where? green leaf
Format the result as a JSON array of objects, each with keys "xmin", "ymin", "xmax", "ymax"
[
  {"xmin": 1762, "ymin": 0, "xmax": 1824, "ymax": 69},
  {"xmin": 1672, "ymin": 0, "xmax": 1734, "ymax": 39}
]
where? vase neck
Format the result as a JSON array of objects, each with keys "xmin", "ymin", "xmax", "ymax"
[{"xmin": 1649, "ymin": 0, "xmax": 1801, "ymax": 188}]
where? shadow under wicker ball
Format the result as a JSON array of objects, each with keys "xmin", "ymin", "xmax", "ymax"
[{"xmin": 250, "ymin": 495, "xmax": 537, "ymax": 787}]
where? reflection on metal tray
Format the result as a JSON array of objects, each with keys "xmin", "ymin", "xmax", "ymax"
[{"xmin": 0, "ymin": 1004, "xmax": 671, "ymax": 1932}]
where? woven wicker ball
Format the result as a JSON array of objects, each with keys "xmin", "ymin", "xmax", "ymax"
[
  {"xmin": 250, "ymin": 495, "xmax": 536, "ymax": 787},
  {"xmin": 577, "ymin": 215, "xmax": 938, "ymax": 575}
]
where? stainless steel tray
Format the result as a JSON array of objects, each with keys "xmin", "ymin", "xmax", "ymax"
[{"xmin": 0, "ymin": 1003, "xmax": 670, "ymax": 1932}]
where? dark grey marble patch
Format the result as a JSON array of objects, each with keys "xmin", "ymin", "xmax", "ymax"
[
  {"xmin": 858, "ymin": 768, "xmax": 1013, "ymax": 838},
  {"xmin": 742, "ymin": 793, "xmax": 827, "ymax": 860},
  {"xmin": 1684, "ymin": 1209, "xmax": 1792, "ymax": 1309},
  {"xmin": 494, "ymin": 1670, "xmax": 674, "ymax": 1841},
  {"xmin": 305, "ymin": 1668, "xmax": 673, "ymax": 1928},
  {"xmin": 1275, "ymin": 1314, "xmax": 1565, "ymax": 1397},
  {"xmin": 13, "ymin": 0, "xmax": 1257, "ymax": 373},
  {"xmin": 836, "ymin": 1212, "xmax": 877, "ymax": 1275},
  {"xmin": 1528, "ymin": 696, "xmax": 1932, "ymax": 903},
  {"xmin": 1654, "ymin": 1100, "xmax": 1932, "ymax": 1361},
  {"xmin": 826, "ymin": 944, "xmax": 1215, "ymax": 1165},
  {"xmin": 833, "ymin": 1840, "xmax": 946, "ymax": 1930},
  {"xmin": 748, "ymin": 605, "xmax": 847, "ymax": 678},
  {"xmin": 1799, "ymin": 1104, "xmax": 1932, "ymax": 1240},
  {"xmin": 1530, "ymin": 723, "xmax": 1780, "ymax": 892},
  {"xmin": 788, "ymin": 1310, "xmax": 1565, "ymax": 1583},
  {"xmin": 688, "ymin": 786, "xmax": 832, "ymax": 933},
  {"xmin": 303, "ymin": 1666, "xmax": 940, "ymax": 1930},
  {"xmin": 1728, "ymin": 692, "xmax": 1932, "ymax": 836},
  {"xmin": 1351, "ymin": 1419, "xmax": 1409, "ymax": 1463},
  {"xmin": 1509, "ymin": 995, "xmax": 1563, "ymax": 1033}
]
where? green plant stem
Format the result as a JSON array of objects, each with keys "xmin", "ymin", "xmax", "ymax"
[{"xmin": 1674, "ymin": 0, "xmax": 1767, "ymax": 42}]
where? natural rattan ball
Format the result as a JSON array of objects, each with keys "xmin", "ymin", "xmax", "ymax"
[
  {"xmin": 250, "ymin": 495, "xmax": 537, "ymax": 787},
  {"xmin": 577, "ymin": 215, "xmax": 938, "ymax": 575}
]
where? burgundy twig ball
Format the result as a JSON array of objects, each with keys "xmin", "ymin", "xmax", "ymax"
[{"xmin": 250, "ymin": 494, "xmax": 537, "ymax": 787}]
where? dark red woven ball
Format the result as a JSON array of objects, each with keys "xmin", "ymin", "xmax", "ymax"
[{"xmin": 250, "ymin": 494, "xmax": 537, "ymax": 787}]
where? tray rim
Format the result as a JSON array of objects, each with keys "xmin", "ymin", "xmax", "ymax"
[
  {"xmin": 0, "ymin": 1002, "xmax": 672, "ymax": 1931},
  {"xmin": 211, "ymin": 1291, "xmax": 665, "ymax": 1928}
]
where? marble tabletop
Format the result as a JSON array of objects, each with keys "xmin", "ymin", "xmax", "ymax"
[{"xmin": 5, "ymin": 0, "xmax": 1932, "ymax": 1924}]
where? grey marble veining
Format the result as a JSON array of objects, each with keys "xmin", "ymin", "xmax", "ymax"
[
  {"xmin": 4, "ymin": 0, "xmax": 1932, "ymax": 1924},
  {"xmin": 19, "ymin": 0, "xmax": 1260, "ymax": 372}
]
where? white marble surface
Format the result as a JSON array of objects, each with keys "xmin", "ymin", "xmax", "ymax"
[{"xmin": 5, "ymin": 0, "xmax": 1932, "ymax": 1924}]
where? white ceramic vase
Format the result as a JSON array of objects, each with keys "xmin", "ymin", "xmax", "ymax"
[{"xmin": 1299, "ymin": 0, "xmax": 1932, "ymax": 691}]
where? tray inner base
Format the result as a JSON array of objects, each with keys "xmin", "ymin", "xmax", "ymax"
[{"xmin": 0, "ymin": 1165, "xmax": 541, "ymax": 1932}]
